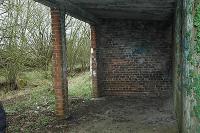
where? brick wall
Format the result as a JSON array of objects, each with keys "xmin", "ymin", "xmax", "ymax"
[{"xmin": 96, "ymin": 20, "xmax": 173, "ymax": 97}]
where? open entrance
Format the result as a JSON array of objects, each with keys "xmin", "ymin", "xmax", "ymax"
[
  {"xmin": 65, "ymin": 16, "xmax": 92, "ymax": 99},
  {"xmin": 47, "ymin": 9, "xmax": 178, "ymax": 132}
]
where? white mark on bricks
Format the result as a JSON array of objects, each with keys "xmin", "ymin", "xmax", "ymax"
[
  {"xmin": 93, "ymin": 70, "xmax": 96, "ymax": 77},
  {"xmin": 91, "ymin": 48, "xmax": 94, "ymax": 54}
]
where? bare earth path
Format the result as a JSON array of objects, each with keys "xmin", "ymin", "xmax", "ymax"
[{"xmin": 45, "ymin": 97, "xmax": 178, "ymax": 133}]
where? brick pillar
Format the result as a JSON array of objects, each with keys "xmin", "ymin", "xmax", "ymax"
[
  {"xmin": 51, "ymin": 8, "xmax": 68, "ymax": 117},
  {"xmin": 90, "ymin": 25, "xmax": 99, "ymax": 97}
]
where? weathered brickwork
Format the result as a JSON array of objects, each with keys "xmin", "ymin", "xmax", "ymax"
[
  {"xmin": 96, "ymin": 20, "xmax": 173, "ymax": 97},
  {"xmin": 91, "ymin": 25, "xmax": 99, "ymax": 97},
  {"xmin": 51, "ymin": 8, "xmax": 68, "ymax": 117}
]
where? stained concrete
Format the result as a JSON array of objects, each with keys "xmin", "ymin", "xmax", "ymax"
[
  {"xmin": 36, "ymin": 0, "xmax": 176, "ymax": 22},
  {"xmin": 71, "ymin": 0, "xmax": 176, "ymax": 20}
]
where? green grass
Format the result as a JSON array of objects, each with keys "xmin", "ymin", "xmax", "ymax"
[
  {"xmin": 3, "ymin": 70, "xmax": 91, "ymax": 112},
  {"xmin": 0, "ymin": 70, "xmax": 91, "ymax": 132},
  {"xmin": 194, "ymin": 105, "xmax": 200, "ymax": 119},
  {"xmin": 69, "ymin": 72, "xmax": 92, "ymax": 99}
]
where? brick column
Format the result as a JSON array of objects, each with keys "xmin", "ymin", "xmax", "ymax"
[
  {"xmin": 51, "ymin": 8, "xmax": 68, "ymax": 117},
  {"xmin": 90, "ymin": 25, "xmax": 99, "ymax": 97}
]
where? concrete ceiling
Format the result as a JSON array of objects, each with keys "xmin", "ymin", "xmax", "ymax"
[
  {"xmin": 35, "ymin": 0, "xmax": 176, "ymax": 24},
  {"xmin": 70, "ymin": 0, "xmax": 176, "ymax": 20}
]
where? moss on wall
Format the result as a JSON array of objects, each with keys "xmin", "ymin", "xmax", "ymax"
[{"xmin": 174, "ymin": 0, "xmax": 200, "ymax": 132}]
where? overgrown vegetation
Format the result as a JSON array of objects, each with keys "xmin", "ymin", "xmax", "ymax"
[
  {"xmin": 3, "ymin": 71, "xmax": 91, "ymax": 132},
  {"xmin": 0, "ymin": 1, "xmax": 92, "ymax": 131},
  {"xmin": 0, "ymin": 0, "xmax": 91, "ymax": 91},
  {"xmin": 4, "ymin": 71, "xmax": 91, "ymax": 112},
  {"xmin": 190, "ymin": 1, "xmax": 200, "ymax": 120},
  {"xmin": 194, "ymin": 3, "xmax": 200, "ymax": 55}
]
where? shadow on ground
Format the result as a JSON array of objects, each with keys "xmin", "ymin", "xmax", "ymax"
[{"xmin": 41, "ymin": 97, "xmax": 178, "ymax": 133}]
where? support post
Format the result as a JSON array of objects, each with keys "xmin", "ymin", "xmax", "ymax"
[
  {"xmin": 90, "ymin": 25, "xmax": 99, "ymax": 97},
  {"xmin": 51, "ymin": 7, "xmax": 68, "ymax": 117}
]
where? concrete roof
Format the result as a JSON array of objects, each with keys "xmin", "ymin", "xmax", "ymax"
[{"xmin": 35, "ymin": 0, "xmax": 176, "ymax": 24}]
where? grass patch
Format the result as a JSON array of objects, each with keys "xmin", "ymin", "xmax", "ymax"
[
  {"xmin": 2, "ymin": 70, "xmax": 91, "ymax": 112},
  {"xmin": 69, "ymin": 71, "xmax": 92, "ymax": 99},
  {"xmin": 1, "ymin": 70, "xmax": 91, "ymax": 132},
  {"xmin": 194, "ymin": 105, "xmax": 200, "ymax": 119}
]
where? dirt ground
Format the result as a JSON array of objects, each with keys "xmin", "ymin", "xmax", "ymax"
[{"xmin": 39, "ymin": 96, "xmax": 178, "ymax": 133}]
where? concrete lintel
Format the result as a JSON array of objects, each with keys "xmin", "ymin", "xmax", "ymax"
[{"xmin": 34, "ymin": 0, "xmax": 100, "ymax": 25}]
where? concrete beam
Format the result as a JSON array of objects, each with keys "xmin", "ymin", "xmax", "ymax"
[{"xmin": 34, "ymin": 0, "xmax": 100, "ymax": 24}]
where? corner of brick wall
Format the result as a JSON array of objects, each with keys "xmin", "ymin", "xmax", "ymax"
[{"xmin": 96, "ymin": 20, "xmax": 173, "ymax": 97}]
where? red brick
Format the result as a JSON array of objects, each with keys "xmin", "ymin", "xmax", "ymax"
[
  {"xmin": 90, "ymin": 25, "xmax": 99, "ymax": 98},
  {"xmin": 51, "ymin": 8, "xmax": 68, "ymax": 117}
]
